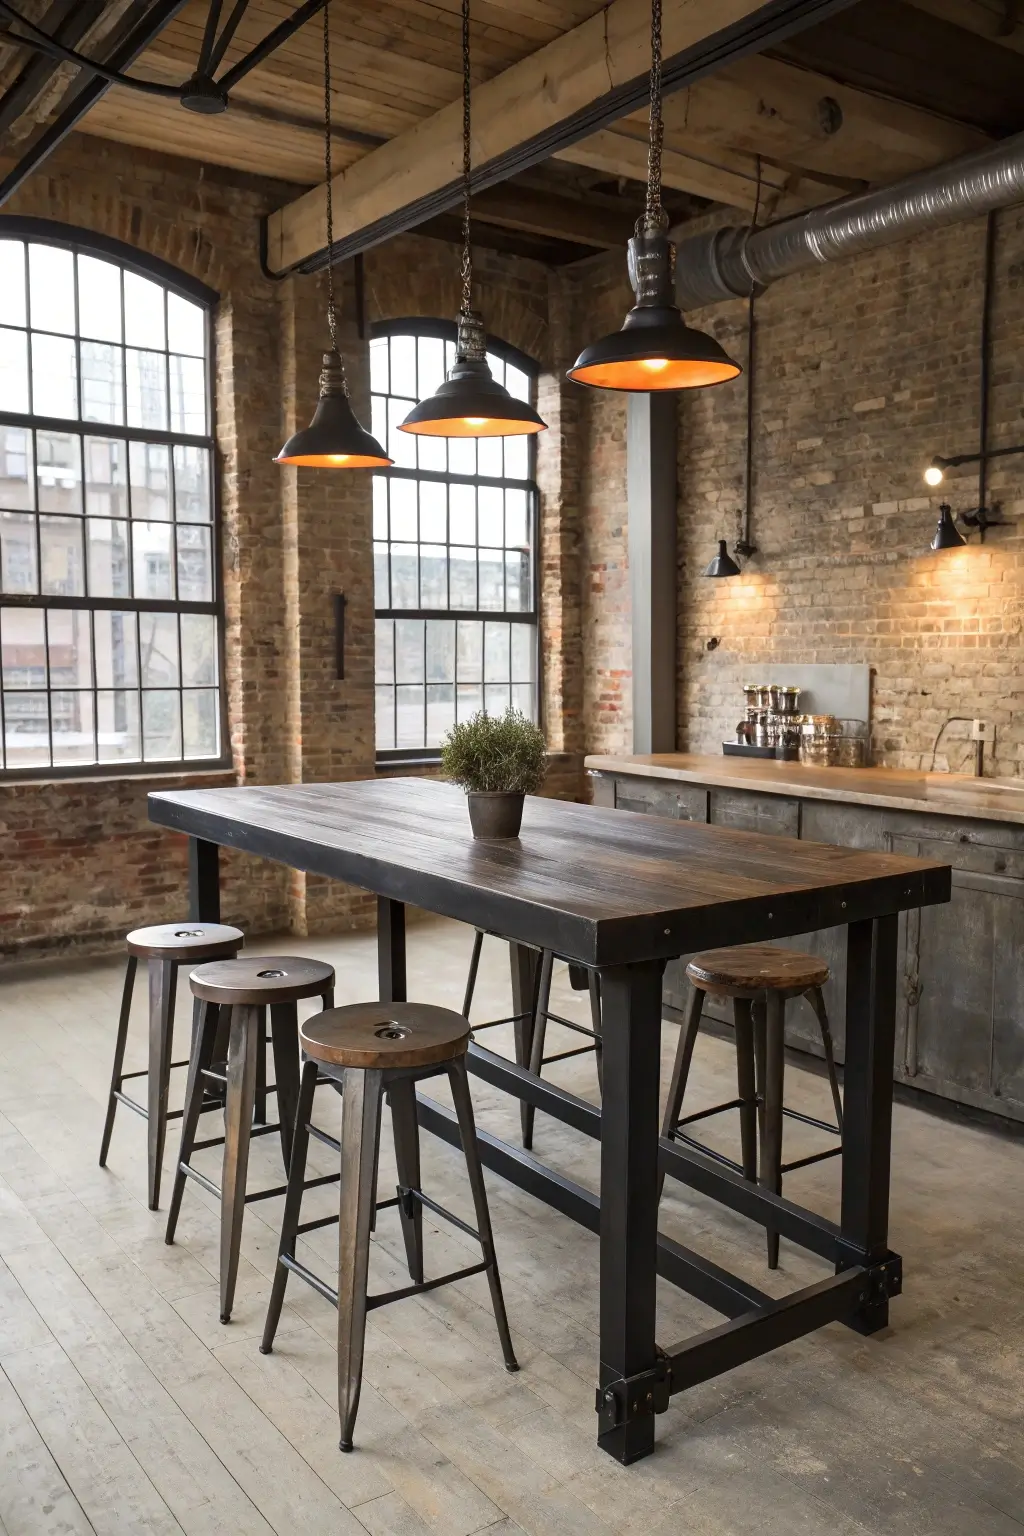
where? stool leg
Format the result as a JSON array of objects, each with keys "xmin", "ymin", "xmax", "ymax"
[
  {"xmin": 657, "ymin": 984, "xmax": 704, "ymax": 1200},
  {"xmin": 254, "ymin": 1016, "xmax": 269, "ymax": 1127},
  {"xmin": 99, "ymin": 955, "xmax": 137, "ymax": 1167},
  {"xmin": 389, "ymin": 1077, "xmax": 423, "ymax": 1285},
  {"xmin": 220, "ymin": 1004, "xmax": 259, "ymax": 1323},
  {"xmin": 261, "ymin": 1056, "xmax": 319, "ymax": 1355},
  {"xmin": 337, "ymin": 1067, "xmax": 384, "ymax": 1452},
  {"xmin": 448, "ymin": 1057, "xmax": 518, "ymax": 1374},
  {"xmin": 463, "ymin": 929, "xmax": 484, "ymax": 1020},
  {"xmin": 807, "ymin": 986, "xmax": 844, "ymax": 1134},
  {"xmin": 270, "ymin": 1002, "xmax": 300, "ymax": 1170},
  {"xmin": 760, "ymin": 992, "xmax": 786, "ymax": 1269},
  {"xmin": 733, "ymin": 997, "xmax": 757, "ymax": 1181},
  {"xmin": 147, "ymin": 958, "xmax": 178, "ymax": 1211},
  {"xmin": 524, "ymin": 949, "xmax": 554, "ymax": 1151},
  {"xmin": 165, "ymin": 1001, "xmax": 220, "ymax": 1244},
  {"xmin": 588, "ymin": 970, "xmax": 604, "ymax": 1097}
]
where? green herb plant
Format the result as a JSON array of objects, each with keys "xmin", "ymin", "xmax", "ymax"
[{"xmin": 440, "ymin": 709, "xmax": 547, "ymax": 795}]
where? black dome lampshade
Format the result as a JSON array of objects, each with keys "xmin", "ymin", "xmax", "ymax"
[
  {"xmin": 930, "ymin": 503, "xmax": 967, "ymax": 551},
  {"xmin": 703, "ymin": 539, "xmax": 742, "ymax": 579},
  {"xmin": 276, "ymin": 351, "xmax": 391, "ymax": 467},
  {"xmin": 400, "ymin": 313, "xmax": 546, "ymax": 439},
  {"xmin": 568, "ymin": 215, "xmax": 742, "ymax": 393}
]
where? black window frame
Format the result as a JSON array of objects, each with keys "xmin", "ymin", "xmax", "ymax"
[
  {"xmin": 0, "ymin": 216, "xmax": 229, "ymax": 782},
  {"xmin": 371, "ymin": 316, "xmax": 541, "ymax": 765}
]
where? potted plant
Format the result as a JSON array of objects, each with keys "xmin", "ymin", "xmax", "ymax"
[{"xmin": 440, "ymin": 708, "xmax": 547, "ymax": 839}]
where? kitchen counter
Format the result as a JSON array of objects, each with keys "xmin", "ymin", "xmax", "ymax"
[
  {"xmin": 583, "ymin": 753, "xmax": 1024, "ymax": 826},
  {"xmin": 586, "ymin": 751, "xmax": 1024, "ymax": 1127}
]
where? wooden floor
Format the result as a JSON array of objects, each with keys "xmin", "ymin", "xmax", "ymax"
[{"xmin": 1, "ymin": 917, "xmax": 1023, "ymax": 1535}]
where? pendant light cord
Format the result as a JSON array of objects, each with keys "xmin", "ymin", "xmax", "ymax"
[
  {"xmin": 322, "ymin": 0, "xmax": 338, "ymax": 352},
  {"xmin": 460, "ymin": 0, "xmax": 473, "ymax": 320},
  {"xmin": 644, "ymin": 0, "xmax": 664, "ymax": 230}
]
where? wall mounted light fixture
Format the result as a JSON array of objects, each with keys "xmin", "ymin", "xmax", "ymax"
[
  {"xmin": 931, "ymin": 504, "xmax": 967, "ymax": 550},
  {"xmin": 704, "ymin": 293, "xmax": 758, "ymax": 578}
]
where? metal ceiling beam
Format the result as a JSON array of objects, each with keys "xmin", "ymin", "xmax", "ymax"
[
  {"xmin": 0, "ymin": 0, "xmax": 107, "ymax": 137},
  {"xmin": 0, "ymin": 0, "xmax": 192, "ymax": 207}
]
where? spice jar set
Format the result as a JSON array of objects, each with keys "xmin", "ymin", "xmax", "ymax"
[{"xmin": 726, "ymin": 683, "xmax": 868, "ymax": 767}]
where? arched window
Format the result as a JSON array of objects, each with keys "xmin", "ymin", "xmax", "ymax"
[
  {"xmin": 370, "ymin": 319, "xmax": 539, "ymax": 758},
  {"xmin": 0, "ymin": 219, "xmax": 224, "ymax": 777}
]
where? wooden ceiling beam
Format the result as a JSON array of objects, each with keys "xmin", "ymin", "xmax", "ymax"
[
  {"xmin": 264, "ymin": 0, "xmax": 861, "ymax": 272},
  {"xmin": 902, "ymin": 0, "xmax": 1024, "ymax": 54},
  {"xmin": 469, "ymin": 182, "xmax": 636, "ymax": 245}
]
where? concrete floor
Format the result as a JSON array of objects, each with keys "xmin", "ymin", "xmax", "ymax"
[{"xmin": 0, "ymin": 915, "xmax": 1022, "ymax": 1535}]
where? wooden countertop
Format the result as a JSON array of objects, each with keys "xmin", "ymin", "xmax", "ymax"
[{"xmin": 584, "ymin": 753, "xmax": 1024, "ymax": 827}]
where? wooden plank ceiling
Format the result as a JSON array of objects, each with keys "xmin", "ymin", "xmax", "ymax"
[{"xmin": 0, "ymin": 0, "xmax": 1022, "ymax": 264}]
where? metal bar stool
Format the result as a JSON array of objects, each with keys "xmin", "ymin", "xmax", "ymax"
[
  {"xmin": 164, "ymin": 955, "xmax": 335, "ymax": 1323},
  {"xmin": 464, "ymin": 930, "xmax": 603, "ymax": 1149},
  {"xmin": 99, "ymin": 922, "xmax": 244, "ymax": 1209},
  {"xmin": 260, "ymin": 999, "xmax": 518, "ymax": 1453},
  {"xmin": 660, "ymin": 945, "xmax": 844, "ymax": 1270}
]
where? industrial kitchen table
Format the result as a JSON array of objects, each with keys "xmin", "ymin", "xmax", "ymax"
[{"xmin": 149, "ymin": 777, "xmax": 951, "ymax": 1464}]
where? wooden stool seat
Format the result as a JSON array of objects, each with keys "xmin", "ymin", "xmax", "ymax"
[
  {"xmin": 301, "ymin": 1002, "xmax": 469, "ymax": 1071},
  {"xmin": 686, "ymin": 945, "xmax": 830, "ymax": 998},
  {"xmin": 126, "ymin": 921, "xmax": 244, "ymax": 963},
  {"xmin": 189, "ymin": 955, "xmax": 335, "ymax": 1006}
]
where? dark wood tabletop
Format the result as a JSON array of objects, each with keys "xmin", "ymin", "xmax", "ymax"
[{"xmin": 149, "ymin": 778, "xmax": 951, "ymax": 967}]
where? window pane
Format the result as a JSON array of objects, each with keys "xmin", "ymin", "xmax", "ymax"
[
  {"xmin": 478, "ymin": 548, "xmax": 504, "ymax": 610},
  {"xmin": 94, "ymin": 610, "xmax": 138, "ymax": 687},
  {"xmin": 419, "ymin": 480, "xmax": 446, "ymax": 541},
  {"xmin": 130, "ymin": 441, "xmax": 170, "ymax": 519},
  {"xmin": 2, "ymin": 606, "xmax": 45, "ymax": 686},
  {"xmin": 484, "ymin": 683, "xmax": 511, "ymax": 715},
  {"xmin": 29, "ymin": 244, "xmax": 75, "ymax": 334},
  {"xmin": 389, "ymin": 333, "xmax": 416, "ymax": 393},
  {"xmin": 47, "ymin": 608, "xmax": 91, "ymax": 688},
  {"xmin": 375, "ymin": 685, "xmax": 395, "ymax": 749},
  {"xmin": 80, "ymin": 342, "xmax": 124, "ymax": 425},
  {"xmin": 86, "ymin": 518, "xmax": 130, "ymax": 598},
  {"xmin": 505, "ymin": 548, "xmax": 531, "ymax": 612},
  {"xmin": 449, "ymin": 547, "xmax": 476, "ymax": 609},
  {"xmin": 372, "ymin": 475, "xmax": 388, "ymax": 539},
  {"xmin": 0, "ymin": 241, "xmax": 25, "ymax": 327},
  {"xmin": 511, "ymin": 622, "xmax": 535, "ymax": 682},
  {"xmin": 417, "ymin": 337, "xmax": 444, "ymax": 397},
  {"xmin": 449, "ymin": 484, "xmax": 474, "ymax": 544},
  {"xmin": 395, "ymin": 684, "xmax": 424, "ymax": 749},
  {"xmin": 139, "ymin": 611, "xmax": 179, "ymax": 686},
  {"xmin": 173, "ymin": 444, "xmax": 210, "ymax": 520},
  {"xmin": 389, "ymin": 543, "xmax": 417, "ymax": 607},
  {"xmin": 36, "ymin": 431, "xmax": 82, "ymax": 514},
  {"xmin": 31, "ymin": 332, "xmax": 77, "ymax": 419},
  {"xmin": 389, "ymin": 477, "xmax": 416, "ymax": 541},
  {"xmin": 169, "ymin": 354, "xmax": 206, "ymax": 434},
  {"xmin": 426, "ymin": 683, "xmax": 454, "ymax": 746},
  {"xmin": 0, "ymin": 426, "xmax": 33, "ymax": 509},
  {"xmin": 448, "ymin": 436, "xmax": 476, "ymax": 476},
  {"xmin": 180, "ymin": 612, "xmax": 216, "ymax": 684},
  {"xmin": 375, "ymin": 619, "xmax": 394, "ymax": 684},
  {"xmin": 394, "ymin": 618, "xmax": 424, "ymax": 683},
  {"xmin": 426, "ymin": 618, "xmax": 455, "ymax": 682},
  {"xmin": 167, "ymin": 292, "xmax": 204, "ymax": 357},
  {"xmin": 133, "ymin": 521, "xmax": 174, "ymax": 599},
  {"xmin": 0, "ymin": 327, "xmax": 28, "ymax": 414},
  {"xmin": 477, "ymin": 436, "xmax": 502, "ymax": 478},
  {"xmin": 77, "ymin": 255, "xmax": 122, "ymax": 343},
  {"xmin": 478, "ymin": 486, "xmax": 503, "ymax": 545},
  {"xmin": 504, "ymin": 433, "xmax": 528, "ymax": 480},
  {"xmin": 369, "ymin": 337, "xmax": 389, "ymax": 394},
  {"xmin": 124, "ymin": 271, "xmax": 165, "ymax": 349},
  {"xmin": 457, "ymin": 620, "xmax": 482, "ymax": 682},
  {"xmin": 40, "ymin": 516, "xmax": 84, "ymax": 596},
  {"xmin": 419, "ymin": 545, "xmax": 447, "ymax": 608},
  {"xmin": 183, "ymin": 689, "xmax": 219, "ymax": 758},
  {"xmin": 387, "ymin": 396, "xmax": 415, "ymax": 468},
  {"xmin": 126, "ymin": 349, "xmax": 168, "ymax": 430},
  {"xmin": 51, "ymin": 690, "xmax": 95, "ymax": 764},
  {"xmin": 4, "ymin": 691, "xmax": 49, "ymax": 767},
  {"xmin": 373, "ymin": 540, "xmax": 389, "ymax": 605},
  {"xmin": 177, "ymin": 523, "xmax": 213, "ymax": 601},
  {"xmin": 484, "ymin": 621, "xmax": 510, "ymax": 682},
  {"xmin": 142, "ymin": 689, "xmax": 181, "ymax": 760},
  {"xmin": 85, "ymin": 436, "xmax": 128, "ymax": 518},
  {"xmin": 0, "ymin": 511, "xmax": 36, "ymax": 592},
  {"xmin": 456, "ymin": 682, "xmax": 482, "ymax": 721},
  {"xmin": 97, "ymin": 689, "xmax": 140, "ymax": 761},
  {"xmin": 416, "ymin": 434, "xmax": 446, "ymax": 474},
  {"xmin": 505, "ymin": 488, "xmax": 527, "ymax": 547},
  {"xmin": 512, "ymin": 681, "xmax": 534, "ymax": 718}
]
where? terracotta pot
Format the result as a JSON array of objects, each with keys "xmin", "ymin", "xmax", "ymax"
[{"xmin": 466, "ymin": 790, "xmax": 525, "ymax": 839}]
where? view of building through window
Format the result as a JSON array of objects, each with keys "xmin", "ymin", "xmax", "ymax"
[
  {"xmin": 0, "ymin": 232, "xmax": 222, "ymax": 773},
  {"xmin": 371, "ymin": 325, "xmax": 539, "ymax": 755}
]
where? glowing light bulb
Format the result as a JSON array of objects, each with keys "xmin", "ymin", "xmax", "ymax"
[
  {"xmin": 464, "ymin": 417, "xmax": 487, "ymax": 426},
  {"xmin": 639, "ymin": 358, "xmax": 670, "ymax": 373},
  {"xmin": 326, "ymin": 454, "xmax": 352, "ymax": 465},
  {"xmin": 924, "ymin": 464, "xmax": 944, "ymax": 487}
]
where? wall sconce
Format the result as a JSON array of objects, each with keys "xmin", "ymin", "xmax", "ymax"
[
  {"xmin": 930, "ymin": 504, "xmax": 967, "ymax": 550},
  {"xmin": 703, "ymin": 294, "xmax": 759, "ymax": 580},
  {"xmin": 703, "ymin": 539, "xmax": 743, "ymax": 578}
]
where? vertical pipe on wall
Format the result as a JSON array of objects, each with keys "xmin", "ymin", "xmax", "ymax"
[{"xmin": 628, "ymin": 392, "xmax": 678, "ymax": 754}]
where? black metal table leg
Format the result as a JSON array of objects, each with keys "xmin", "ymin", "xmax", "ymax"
[
  {"xmin": 509, "ymin": 943, "xmax": 540, "ymax": 1145},
  {"xmin": 596, "ymin": 959, "xmax": 664, "ymax": 1464},
  {"xmin": 840, "ymin": 915, "xmax": 899, "ymax": 1334},
  {"xmin": 188, "ymin": 837, "xmax": 221, "ymax": 923},
  {"xmin": 378, "ymin": 897, "xmax": 407, "ymax": 1003}
]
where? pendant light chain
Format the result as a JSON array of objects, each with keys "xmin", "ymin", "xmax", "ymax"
[
  {"xmin": 460, "ymin": 0, "xmax": 473, "ymax": 320},
  {"xmin": 644, "ymin": 0, "xmax": 664, "ymax": 230},
  {"xmin": 322, "ymin": 0, "xmax": 338, "ymax": 352}
]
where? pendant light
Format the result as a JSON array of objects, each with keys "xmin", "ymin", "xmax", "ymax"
[
  {"xmin": 703, "ymin": 539, "xmax": 742, "ymax": 578},
  {"xmin": 399, "ymin": 0, "xmax": 546, "ymax": 440},
  {"xmin": 567, "ymin": 0, "xmax": 740, "ymax": 393},
  {"xmin": 931, "ymin": 503, "xmax": 967, "ymax": 551},
  {"xmin": 275, "ymin": 1, "xmax": 391, "ymax": 468}
]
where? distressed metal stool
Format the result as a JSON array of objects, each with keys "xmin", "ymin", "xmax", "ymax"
[
  {"xmin": 464, "ymin": 929, "xmax": 602, "ymax": 1149},
  {"xmin": 99, "ymin": 921, "xmax": 244, "ymax": 1209},
  {"xmin": 661, "ymin": 945, "xmax": 844, "ymax": 1269},
  {"xmin": 260, "ymin": 999, "xmax": 518, "ymax": 1452},
  {"xmin": 164, "ymin": 954, "xmax": 335, "ymax": 1323}
]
